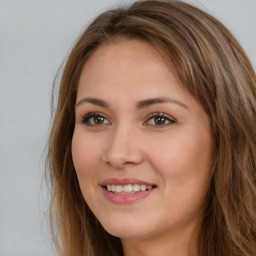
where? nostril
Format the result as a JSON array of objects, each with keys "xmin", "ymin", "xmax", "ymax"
[{"xmin": 103, "ymin": 150, "xmax": 144, "ymax": 168}]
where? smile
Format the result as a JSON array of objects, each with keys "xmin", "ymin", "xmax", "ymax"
[
  {"xmin": 106, "ymin": 184, "xmax": 154, "ymax": 194},
  {"xmin": 101, "ymin": 178, "xmax": 157, "ymax": 204}
]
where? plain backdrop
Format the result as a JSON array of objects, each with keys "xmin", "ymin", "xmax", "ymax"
[{"xmin": 0, "ymin": 0, "xmax": 255, "ymax": 255}]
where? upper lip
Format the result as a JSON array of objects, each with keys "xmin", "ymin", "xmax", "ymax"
[{"xmin": 101, "ymin": 178, "xmax": 156, "ymax": 186}]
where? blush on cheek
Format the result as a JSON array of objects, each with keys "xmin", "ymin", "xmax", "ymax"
[
  {"xmin": 72, "ymin": 134, "xmax": 88, "ymax": 164},
  {"xmin": 72, "ymin": 137, "xmax": 102, "ymax": 184}
]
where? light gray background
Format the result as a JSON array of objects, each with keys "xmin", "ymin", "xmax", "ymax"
[{"xmin": 0, "ymin": 0, "xmax": 255, "ymax": 255}]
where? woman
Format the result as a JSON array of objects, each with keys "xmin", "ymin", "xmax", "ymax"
[{"xmin": 47, "ymin": 0, "xmax": 256, "ymax": 255}]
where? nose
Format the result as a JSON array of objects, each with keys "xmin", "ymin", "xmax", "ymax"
[{"xmin": 102, "ymin": 124, "xmax": 144, "ymax": 169}]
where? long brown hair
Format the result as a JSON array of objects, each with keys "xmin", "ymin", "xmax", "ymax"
[{"xmin": 47, "ymin": 1, "xmax": 256, "ymax": 255}]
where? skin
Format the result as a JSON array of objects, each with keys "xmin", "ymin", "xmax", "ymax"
[{"xmin": 72, "ymin": 39, "xmax": 213, "ymax": 256}]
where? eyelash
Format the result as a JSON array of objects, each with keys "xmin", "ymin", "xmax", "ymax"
[
  {"xmin": 145, "ymin": 112, "xmax": 176, "ymax": 127},
  {"xmin": 81, "ymin": 112, "xmax": 110, "ymax": 126},
  {"xmin": 80, "ymin": 112, "xmax": 176, "ymax": 128}
]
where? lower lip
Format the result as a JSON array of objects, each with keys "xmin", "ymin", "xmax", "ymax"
[{"xmin": 102, "ymin": 187, "xmax": 155, "ymax": 204}]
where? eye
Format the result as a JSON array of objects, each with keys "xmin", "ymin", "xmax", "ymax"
[
  {"xmin": 145, "ymin": 113, "xmax": 175, "ymax": 127},
  {"xmin": 81, "ymin": 112, "xmax": 110, "ymax": 126}
]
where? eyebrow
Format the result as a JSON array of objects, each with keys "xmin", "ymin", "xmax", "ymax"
[
  {"xmin": 136, "ymin": 97, "xmax": 189, "ymax": 110},
  {"xmin": 76, "ymin": 98, "xmax": 109, "ymax": 108},
  {"xmin": 75, "ymin": 96, "xmax": 189, "ymax": 110}
]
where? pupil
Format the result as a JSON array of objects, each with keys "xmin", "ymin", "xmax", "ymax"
[
  {"xmin": 94, "ymin": 116, "xmax": 104, "ymax": 124},
  {"xmin": 155, "ymin": 117, "xmax": 165, "ymax": 125}
]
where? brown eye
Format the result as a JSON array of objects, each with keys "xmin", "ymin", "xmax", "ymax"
[
  {"xmin": 145, "ymin": 113, "xmax": 175, "ymax": 127},
  {"xmin": 154, "ymin": 117, "xmax": 167, "ymax": 125},
  {"xmin": 94, "ymin": 116, "xmax": 105, "ymax": 124},
  {"xmin": 82, "ymin": 113, "xmax": 110, "ymax": 126}
]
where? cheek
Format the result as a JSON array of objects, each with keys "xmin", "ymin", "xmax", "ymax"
[
  {"xmin": 71, "ymin": 131, "xmax": 107, "ymax": 217},
  {"xmin": 147, "ymin": 129, "xmax": 212, "ymax": 193},
  {"xmin": 71, "ymin": 131, "xmax": 102, "ymax": 188},
  {"xmin": 150, "ymin": 132, "xmax": 212, "ymax": 220}
]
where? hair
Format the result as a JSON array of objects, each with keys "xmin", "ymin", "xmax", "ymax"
[{"xmin": 47, "ymin": 0, "xmax": 256, "ymax": 255}]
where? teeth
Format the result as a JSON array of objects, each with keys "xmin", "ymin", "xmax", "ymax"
[
  {"xmin": 106, "ymin": 184, "xmax": 154, "ymax": 194},
  {"xmin": 133, "ymin": 184, "xmax": 140, "ymax": 192},
  {"xmin": 115, "ymin": 185, "xmax": 122, "ymax": 193},
  {"xmin": 123, "ymin": 184, "xmax": 133, "ymax": 193},
  {"xmin": 141, "ymin": 185, "xmax": 146, "ymax": 191}
]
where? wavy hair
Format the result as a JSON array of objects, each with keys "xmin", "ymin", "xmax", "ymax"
[{"xmin": 47, "ymin": 0, "xmax": 256, "ymax": 255}]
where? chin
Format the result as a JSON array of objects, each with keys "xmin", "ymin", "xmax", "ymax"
[
  {"xmin": 105, "ymin": 226, "xmax": 150, "ymax": 240},
  {"xmin": 98, "ymin": 215, "xmax": 156, "ymax": 239}
]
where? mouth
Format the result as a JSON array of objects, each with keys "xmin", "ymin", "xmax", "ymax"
[
  {"xmin": 103, "ymin": 184, "xmax": 156, "ymax": 194},
  {"xmin": 101, "ymin": 178, "xmax": 157, "ymax": 204}
]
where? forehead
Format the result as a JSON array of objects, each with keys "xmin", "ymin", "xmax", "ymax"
[{"xmin": 77, "ymin": 39, "xmax": 184, "ymax": 97}]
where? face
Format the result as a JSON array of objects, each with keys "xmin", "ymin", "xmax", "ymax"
[{"xmin": 72, "ymin": 39, "xmax": 212, "ymax": 243}]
